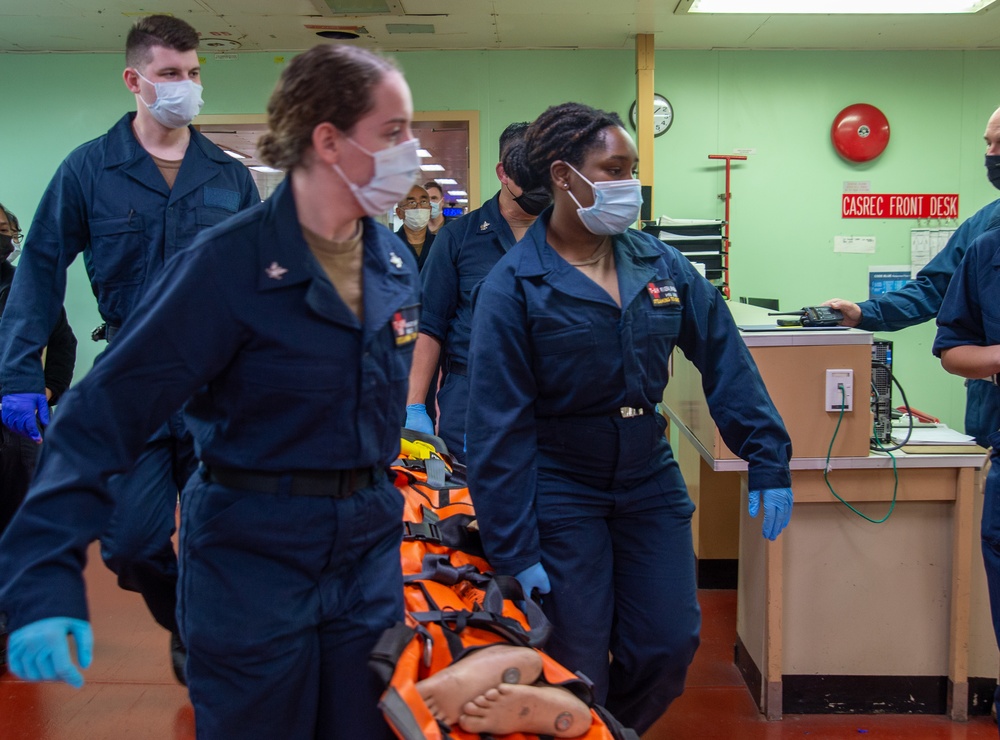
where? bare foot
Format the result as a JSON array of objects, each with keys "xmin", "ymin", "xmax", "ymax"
[
  {"xmin": 415, "ymin": 645, "xmax": 543, "ymax": 726},
  {"xmin": 457, "ymin": 683, "xmax": 592, "ymax": 738}
]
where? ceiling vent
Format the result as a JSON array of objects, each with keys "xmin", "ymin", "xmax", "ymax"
[{"xmin": 309, "ymin": 0, "xmax": 405, "ymax": 15}]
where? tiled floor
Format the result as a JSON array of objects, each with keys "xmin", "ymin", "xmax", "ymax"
[{"xmin": 1, "ymin": 550, "xmax": 997, "ymax": 739}]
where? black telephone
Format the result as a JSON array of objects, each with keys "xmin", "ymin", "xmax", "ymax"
[{"xmin": 768, "ymin": 306, "xmax": 844, "ymax": 327}]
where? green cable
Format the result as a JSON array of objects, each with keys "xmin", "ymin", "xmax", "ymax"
[{"xmin": 822, "ymin": 384, "xmax": 898, "ymax": 523}]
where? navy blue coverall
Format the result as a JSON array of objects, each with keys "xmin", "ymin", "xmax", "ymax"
[
  {"xmin": 0, "ymin": 178, "xmax": 417, "ymax": 739},
  {"xmin": 856, "ymin": 198, "xmax": 1000, "ymax": 446},
  {"xmin": 419, "ymin": 193, "xmax": 518, "ymax": 461},
  {"xmin": 394, "ymin": 224, "xmax": 435, "ymax": 272},
  {"xmin": 466, "ymin": 212, "xmax": 792, "ymax": 734},
  {"xmin": 0, "ymin": 113, "xmax": 259, "ymax": 636},
  {"xmin": 933, "ymin": 227, "xmax": 1000, "ymax": 724}
]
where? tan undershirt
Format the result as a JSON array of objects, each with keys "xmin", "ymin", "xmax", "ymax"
[
  {"xmin": 301, "ymin": 222, "xmax": 365, "ymax": 320},
  {"xmin": 150, "ymin": 154, "xmax": 182, "ymax": 190}
]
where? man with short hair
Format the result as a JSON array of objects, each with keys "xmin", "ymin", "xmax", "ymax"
[
  {"xmin": 394, "ymin": 183, "xmax": 435, "ymax": 271},
  {"xmin": 0, "ymin": 14, "xmax": 259, "ymax": 684},
  {"xmin": 405, "ymin": 123, "xmax": 551, "ymax": 462},
  {"xmin": 425, "ymin": 180, "xmax": 452, "ymax": 235}
]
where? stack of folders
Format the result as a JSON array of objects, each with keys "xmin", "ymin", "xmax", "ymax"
[{"xmin": 890, "ymin": 422, "xmax": 986, "ymax": 455}]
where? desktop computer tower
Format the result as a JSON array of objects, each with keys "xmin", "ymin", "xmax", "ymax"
[{"xmin": 871, "ymin": 338, "xmax": 893, "ymax": 445}]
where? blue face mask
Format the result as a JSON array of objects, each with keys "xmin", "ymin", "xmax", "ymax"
[
  {"xmin": 565, "ymin": 163, "xmax": 642, "ymax": 235},
  {"xmin": 430, "ymin": 200, "xmax": 443, "ymax": 219},
  {"xmin": 333, "ymin": 137, "xmax": 422, "ymax": 217},
  {"xmin": 136, "ymin": 70, "xmax": 204, "ymax": 129}
]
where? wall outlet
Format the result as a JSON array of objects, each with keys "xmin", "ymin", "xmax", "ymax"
[{"xmin": 825, "ymin": 369, "xmax": 853, "ymax": 412}]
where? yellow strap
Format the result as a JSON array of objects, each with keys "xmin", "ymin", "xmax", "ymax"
[{"xmin": 400, "ymin": 438, "xmax": 437, "ymax": 460}]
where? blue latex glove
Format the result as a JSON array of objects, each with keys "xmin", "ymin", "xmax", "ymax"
[
  {"xmin": 748, "ymin": 487, "xmax": 793, "ymax": 541},
  {"xmin": 7, "ymin": 617, "xmax": 93, "ymax": 688},
  {"xmin": 514, "ymin": 562, "xmax": 551, "ymax": 600},
  {"xmin": 2, "ymin": 392, "xmax": 49, "ymax": 443},
  {"xmin": 404, "ymin": 403, "xmax": 434, "ymax": 435}
]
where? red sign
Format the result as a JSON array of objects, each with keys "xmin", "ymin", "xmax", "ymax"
[{"xmin": 841, "ymin": 193, "xmax": 958, "ymax": 219}]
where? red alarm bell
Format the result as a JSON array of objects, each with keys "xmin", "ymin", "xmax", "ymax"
[{"xmin": 831, "ymin": 103, "xmax": 890, "ymax": 163}]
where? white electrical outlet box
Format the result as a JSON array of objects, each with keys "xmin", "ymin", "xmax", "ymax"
[{"xmin": 825, "ymin": 369, "xmax": 854, "ymax": 412}]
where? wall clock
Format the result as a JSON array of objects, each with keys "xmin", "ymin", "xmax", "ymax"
[{"xmin": 629, "ymin": 93, "xmax": 673, "ymax": 136}]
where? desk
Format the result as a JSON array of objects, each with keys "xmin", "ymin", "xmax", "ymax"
[{"xmin": 662, "ymin": 302, "xmax": 993, "ymax": 720}]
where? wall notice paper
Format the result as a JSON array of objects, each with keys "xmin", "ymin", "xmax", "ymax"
[
  {"xmin": 910, "ymin": 227, "xmax": 957, "ymax": 276},
  {"xmin": 869, "ymin": 265, "xmax": 910, "ymax": 299},
  {"xmin": 834, "ymin": 235, "xmax": 876, "ymax": 254}
]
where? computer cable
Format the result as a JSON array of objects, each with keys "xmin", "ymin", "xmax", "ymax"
[{"xmin": 824, "ymin": 383, "xmax": 898, "ymax": 524}]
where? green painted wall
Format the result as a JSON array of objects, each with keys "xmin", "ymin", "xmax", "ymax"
[{"xmin": 1, "ymin": 47, "xmax": 998, "ymax": 432}]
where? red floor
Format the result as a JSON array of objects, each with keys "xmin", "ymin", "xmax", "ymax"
[{"xmin": 1, "ymin": 550, "xmax": 997, "ymax": 739}]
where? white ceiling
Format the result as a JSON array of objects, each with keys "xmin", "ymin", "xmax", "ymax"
[{"xmin": 2, "ymin": 0, "xmax": 1000, "ymax": 53}]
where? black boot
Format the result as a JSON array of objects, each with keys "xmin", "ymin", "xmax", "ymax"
[{"xmin": 170, "ymin": 632, "xmax": 187, "ymax": 686}]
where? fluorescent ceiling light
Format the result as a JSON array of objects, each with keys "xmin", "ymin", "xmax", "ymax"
[
  {"xmin": 417, "ymin": 149, "xmax": 432, "ymax": 158},
  {"xmin": 420, "ymin": 164, "xmax": 445, "ymax": 171},
  {"xmin": 435, "ymin": 178, "xmax": 458, "ymax": 185},
  {"xmin": 224, "ymin": 149, "xmax": 247, "ymax": 159},
  {"xmin": 454, "ymin": 198, "xmax": 469, "ymax": 204},
  {"xmin": 447, "ymin": 190, "xmax": 467, "ymax": 196},
  {"xmin": 249, "ymin": 165, "xmax": 282, "ymax": 173},
  {"xmin": 683, "ymin": 0, "xmax": 995, "ymax": 11}
]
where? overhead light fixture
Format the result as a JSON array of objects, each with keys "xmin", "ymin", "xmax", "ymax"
[
  {"xmin": 447, "ymin": 190, "xmax": 468, "ymax": 197},
  {"xmin": 417, "ymin": 149, "xmax": 433, "ymax": 158},
  {"xmin": 223, "ymin": 149, "xmax": 247, "ymax": 159},
  {"xmin": 435, "ymin": 178, "xmax": 458, "ymax": 185},
  {"xmin": 454, "ymin": 198, "xmax": 469, "ymax": 204},
  {"xmin": 249, "ymin": 166, "xmax": 283, "ymax": 173},
  {"xmin": 678, "ymin": 0, "xmax": 996, "ymax": 11},
  {"xmin": 420, "ymin": 164, "xmax": 445, "ymax": 172}
]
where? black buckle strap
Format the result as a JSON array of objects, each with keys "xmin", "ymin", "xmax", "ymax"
[
  {"xmin": 403, "ymin": 520, "xmax": 442, "ymax": 543},
  {"xmin": 205, "ymin": 465, "xmax": 374, "ymax": 498}
]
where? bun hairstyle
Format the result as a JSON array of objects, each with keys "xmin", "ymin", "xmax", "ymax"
[
  {"xmin": 258, "ymin": 44, "xmax": 399, "ymax": 171},
  {"xmin": 520, "ymin": 102, "xmax": 624, "ymax": 191}
]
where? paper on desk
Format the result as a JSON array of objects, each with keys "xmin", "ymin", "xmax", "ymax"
[{"xmin": 891, "ymin": 425, "xmax": 976, "ymax": 445}]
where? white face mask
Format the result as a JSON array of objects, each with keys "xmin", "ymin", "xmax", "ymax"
[
  {"xmin": 333, "ymin": 137, "xmax": 422, "ymax": 218},
  {"xmin": 404, "ymin": 208, "xmax": 431, "ymax": 230},
  {"xmin": 565, "ymin": 163, "xmax": 643, "ymax": 236},
  {"xmin": 135, "ymin": 70, "xmax": 204, "ymax": 129}
]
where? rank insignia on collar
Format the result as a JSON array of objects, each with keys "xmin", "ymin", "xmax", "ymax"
[
  {"xmin": 480, "ymin": 220, "xmax": 490, "ymax": 231},
  {"xmin": 389, "ymin": 251, "xmax": 404, "ymax": 269},
  {"xmin": 265, "ymin": 261, "xmax": 288, "ymax": 280}
]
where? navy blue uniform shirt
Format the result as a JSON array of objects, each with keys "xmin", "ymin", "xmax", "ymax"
[
  {"xmin": 0, "ymin": 178, "xmax": 419, "ymax": 630},
  {"xmin": 418, "ymin": 193, "xmax": 517, "ymax": 366},
  {"xmin": 934, "ymin": 228, "xmax": 1000, "ymax": 360},
  {"xmin": 858, "ymin": 198, "xmax": 1000, "ymax": 331},
  {"xmin": 0, "ymin": 113, "xmax": 260, "ymax": 396},
  {"xmin": 466, "ymin": 213, "xmax": 791, "ymax": 573}
]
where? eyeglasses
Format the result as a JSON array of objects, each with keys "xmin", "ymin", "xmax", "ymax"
[
  {"xmin": 0, "ymin": 228, "xmax": 22, "ymax": 244},
  {"xmin": 401, "ymin": 199, "xmax": 430, "ymax": 210}
]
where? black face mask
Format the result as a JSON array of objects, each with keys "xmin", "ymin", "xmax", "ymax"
[
  {"xmin": 512, "ymin": 186, "xmax": 552, "ymax": 217},
  {"xmin": 0, "ymin": 234, "xmax": 14, "ymax": 262},
  {"xmin": 986, "ymin": 155, "xmax": 1000, "ymax": 190}
]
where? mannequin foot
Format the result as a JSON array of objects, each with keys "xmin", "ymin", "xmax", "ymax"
[
  {"xmin": 415, "ymin": 645, "xmax": 543, "ymax": 726},
  {"xmin": 457, "ymin": 683, "xmax": 592, "ymax": 738}
]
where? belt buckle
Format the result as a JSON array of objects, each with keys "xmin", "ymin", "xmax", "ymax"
[{"xmin": 619, "ymin": 406, "xmax": 644, "ymax": 418}]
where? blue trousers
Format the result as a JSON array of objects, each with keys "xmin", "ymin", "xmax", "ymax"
[
  {"xmin": 534, "ymin": 413, "xmax": 701, "ymax": 735},
  {"xmin": 437, "ymin": 371, "xmax": 469, "ymax": 465},
  {"xmin": 100, "ymin": 412, "xmax": 196, "ymax": 635},
  {"xmin": 178, "ymin": 469, "xmax": 402, "ymax": 740},
  {"xmin": 985, "ymin": 434, "xmax": 1000, "ymax": 729}
]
